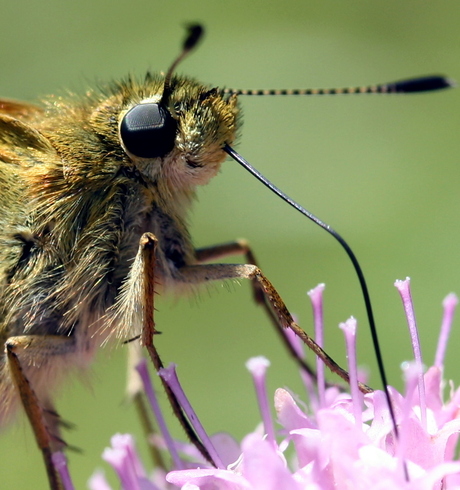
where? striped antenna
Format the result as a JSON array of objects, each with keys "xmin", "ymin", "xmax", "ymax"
[{"xmin": 224, "ymin": 75, "xmax": 454, "ymax": 96}]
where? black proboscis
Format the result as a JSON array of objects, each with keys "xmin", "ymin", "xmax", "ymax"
[{"xmin": 224, "ymin": 143, "xmax": 400, "ymax": 441}]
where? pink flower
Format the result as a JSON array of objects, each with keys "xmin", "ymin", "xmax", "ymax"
[{"xmin": 84, "ymin": 279, "xmax": 460, "ymax": 489}]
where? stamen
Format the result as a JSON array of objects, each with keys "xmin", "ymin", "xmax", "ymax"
[
  {"xmin": 284, "ymin": 327, "xmax": 317, "ymax": 406},
  {"xmin": 284, "ymin": 323, "xmax": 304, "ymax": 359},
  {"xmin": 87, "ymin": 471, "xmax": 111, "ymax": 490},
  {"xmin": 51, "ymin": 452, "xmax": 75, "ymax": 490},
  {"xmin": 136, "ymin": 360, "xmax": 183, "ymax": 469},
  {"xmin": 398, "ymin": 361, "xmax": 421, "ymax": 478},
  {"xmin": 111, "ymin": 434, "xmax": 146, "ymax": 477},
  {"xmin": 394, "ymin": 278, "xmax": 427, "ymax": 430},
  {"xmin": 246, "ymin": 357, "xmax": 276, "ymax": 448},
  {"xmin": 101, "ymin": 434, "xmax": 145, "ymax": 489},
  {"xmin": 434, "ymin": 293, "xmax": 458, "ymax": 368},
  {"xmin": 339, "ymin": 317, "xmax": 362, "ymax": 428},
  {"xmin": 159, "ymin": 364, "xmax": 225, "ymax": 469},
  {"xmin": 308, "ymin": 284, "xmax": 326, "ymax": 407}
]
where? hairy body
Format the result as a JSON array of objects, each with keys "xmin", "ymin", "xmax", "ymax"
[{"xmin": 0, "ymin": 74, "xmax": 239, "ymax": 435}]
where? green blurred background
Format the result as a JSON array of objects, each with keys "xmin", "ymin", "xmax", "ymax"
[{"xmin": 0, "ymin": 0, "xmax": 459, "ymax": 488}]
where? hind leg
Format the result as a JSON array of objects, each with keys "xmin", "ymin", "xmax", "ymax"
[{"xmin": 6, "ymin": 334, "xmax": 75, "ymax": 490}]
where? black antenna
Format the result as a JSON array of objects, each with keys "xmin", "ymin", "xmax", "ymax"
[
  {"xmin": 224, "ymin": 75, "xmax": 454, "ymax": 97},
  {"xmin": 161, "ymin": 24, "xmax": 204, "ymax": 108}
]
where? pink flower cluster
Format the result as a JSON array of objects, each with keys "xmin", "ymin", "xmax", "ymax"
[{"xmin": 79, "ymin": 279, "xmax": 460, "ymax": 489}]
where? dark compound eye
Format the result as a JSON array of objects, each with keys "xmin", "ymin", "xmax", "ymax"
[{"xmin": 119, "ymin": 103, "xmax": 178, "ymax": 158}]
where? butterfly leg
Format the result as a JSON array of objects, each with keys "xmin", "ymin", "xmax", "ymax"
[
  {"xmin": 5, "ymin": 335, "xmax": 74, "ymax": 490},
  {"xmin": 195, "ymin": 240, "xmax": 318, "ymax": 377},
  {"xmin": 178, "ymin": 261, "xmax": 372, "ymax": 394},
  {"xmin": 195, "ymin": 239, "xmax": 265, "ymax": 304},
  {"xmin": 124, "ymin": 233, "xmax": 216, "ymax": 466}
]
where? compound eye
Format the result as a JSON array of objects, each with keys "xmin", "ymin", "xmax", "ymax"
[{"xmin": 120, "ymin": 103, "xmax": 178, "ymax": 158}]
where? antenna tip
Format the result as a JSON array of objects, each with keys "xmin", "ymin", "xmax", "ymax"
[
  {"xmin": 427, "ymin": 75, "xmax": 456, "ymax": 90},
  {"xmin": 394, "ymin": 75, "xmax": 456, "ymax": 93},
  {"xmin": 183, "ymin": 23, "xmax": 204, "ymax": 51}
]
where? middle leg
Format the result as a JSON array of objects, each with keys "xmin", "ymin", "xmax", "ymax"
[{"xmin": 178, "ymin": 262, "xmax": 372, "ymax": 394}]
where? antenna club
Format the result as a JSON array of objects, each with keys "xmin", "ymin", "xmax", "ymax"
[
  {"xmin": 183, "ymin": 24, "xmax": 204, "ymax": 51},
  {"xmin": 161, "ymin": 24, "xmax": 205, "ymax": 109}
]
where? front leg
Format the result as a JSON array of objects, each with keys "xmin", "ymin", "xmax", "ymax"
[
  {"xmin": 178, "ymin": 263, "xmax": 372, "ymax": 394},
  {"xmin": 119, "ymin": 233, "xmax": 216, "ymax": 466}
]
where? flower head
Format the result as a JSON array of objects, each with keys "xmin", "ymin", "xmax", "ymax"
[{"xmin": 85, "ymin": 279, "xmax": 460, "ymax": 489}]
